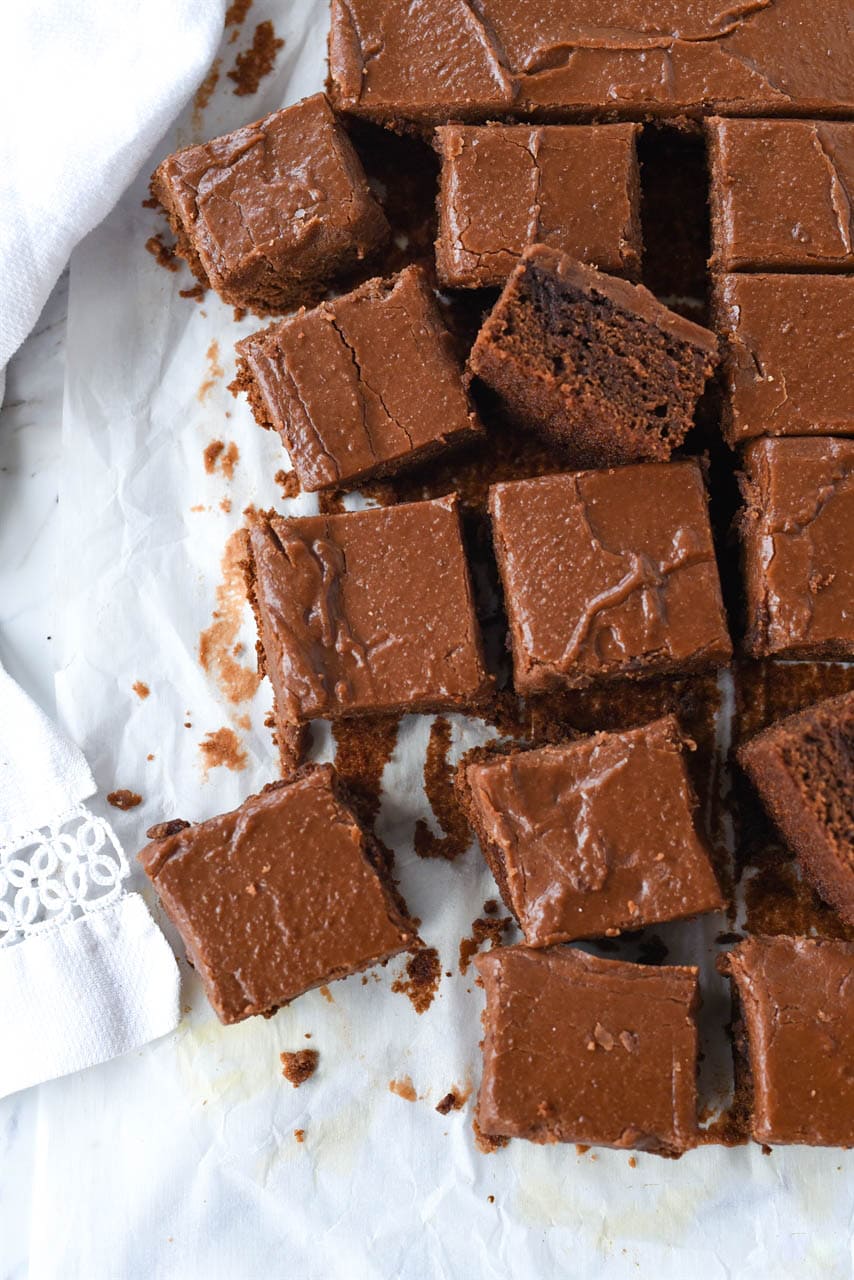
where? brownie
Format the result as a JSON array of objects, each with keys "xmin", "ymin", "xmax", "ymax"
[
  {"xmin": 232, "ymin": 265, "xmax": 482, "ymax": 492},
  {"xmin": 150, "ymin": 93, "xmax": 388, "ymax": 314},
  {"xmin": 489, "ymin": 461, "xmax": 732, "ymax": 694},
  {"xmin": 739, "ymin": 692, "xmax": 854, "ymax": 926},
  {"xmin": 720, "ymin": 936, "xmax": 854, "ymax": 1147},
  {"xmin": 714, "ymin": 274, "xmax": 854, "ymax": 444},
  {"xmin": 434, "ymin": 123, "xmax": 642, "ymax": 289},
  {"xmin": 739, "ymin": 437, "xmax": 854, "ymax": 660},
  {"xmin": 245, "ymin": 495, "xmax": 490, "ymax": 730},
  {"xmin": 475, "ymin": 945, "xmax": 700, "ymax": 1155},
  {"xmin": 707, "ymin": 118, "xmax": 854, "ymax": 272},
  {"xmin": 328, "ymin": 0, "xmax": 854, "ymax": 126},
  {"xmin": 458, "ymin": 717, "xmax": 724, "ymax": 946},
  {"xmin": 467, "ymin": 245, "xmax": 718, "ymax": 468},
  {"xmin": 139, "ymin": 765, "xmax": 417, "ymax": 1024}
]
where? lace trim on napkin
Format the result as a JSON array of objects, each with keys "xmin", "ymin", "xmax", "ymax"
[{"xmin": 0, "ymin": 803, "xmax": 128, "ymax": 947}]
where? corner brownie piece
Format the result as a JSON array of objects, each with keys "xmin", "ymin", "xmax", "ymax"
[
  {"xmin": 150, "ymin": 93, "xmax": 388, "ymax": 313},
  {"xmin": 139, "ymin": 765, "xmax": 417, "ymax": 1024},
  {"xmin": 720, "ymin": 936, "xmax": 854, "ymax": 1147},
  {"xmin": 245, "ymin": 495, "xmax": 489, "ymax": 728},
  {"xmin": 475, "ymin": 946, "xmax": 700, "ymax": 1155},
  {"xmin": 739, "ymin": 693, "xmax": 854, "ymax": 926},
  {"xmin": 233, "ymin": 265, "xmax": 482, "ymax": 492},
  {"xmin": 739, "ymin": 437, "xmax": 854, "ymax": 660},
  {"xmin": 468, "ymin": 245, "xmax": 718, "ymax": 468},
  {"xmin": 489, "ymin": 461, "xmax": 731, "ymax": 694},
  {"xmin": 434, "ymin": 124, "xmax": 641, "ymax": 289},
  {"xmin": 707, "ymin": 119, "xmax": 854, "ymax": 272},
  {"xmin": 714, "ymin": 274, "xmax": 854, "ymax": 444},
  {"xmin": 459, "ymin": 717, "xmax": 724, "ymax": 946}
]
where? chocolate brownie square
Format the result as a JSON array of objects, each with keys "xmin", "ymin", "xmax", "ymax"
[
  {"xmin": 151, "ymin": 93, "xmax": 388, "ymax": 313},
  {"xmin": 739, "ymin": 437, "xmax": 854, "ymax": 659},
  {"xmin": 489, "ymin": 460, "xmax": 732, "ymax": 694},
  {"xmin": 139, "ymin": 765, "xmax": 417, "ymax": 1024},
  {"xmin": 475, "ymin": 945, "xmax": 700, "ymax": 1155},
  {"xmin": 233, "ymin": 265, "xmax": 482, "ymax": 492}
]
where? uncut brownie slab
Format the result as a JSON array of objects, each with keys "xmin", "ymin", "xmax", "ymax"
[
  {"xmin": 328, "ymin": 0, "xmax": 854, "ymax": 126},
  {"xmin": 245, "ymin": 495, "xmax": 489, "ymax": 730},
  {"xmin": 468, "ymin": 245, "xmax": 718, "ymax": 468},
  {"xmin": 139, "ymin": 765, "xmax": 417, "ymax": 1024},
  {"xmin": 458, "ymin": 717, "xmax": 724, "ymax": 947},
  {"xmin": 150, "ymin": 93, "xmax": 388, "ymax": 314},
  {"xmin": 739, "ymin": 692, "xmax": 854, "ymax": 926},
  {"xmin": 434, "ymin": 123, "xmax": 641, "ymax": 289},
  {"xmin": 714, "ymin": 274, "xmax": 854, "ymax": 444},
  {"xmin": 739, "ymin": 437, "xmax": 854, "ymax": 660},
  {"xmin": 475, "ymin": 945, "xmax": 700, "ymax": 1155},
  {"xmin": 233, "ymin": 265, "xmax": 482, "ymax": 493},
  {"xmin": 720, "ymin": 936, "xmax": 854, "ymax": 1147},
  {"xmin": 707, "ymin": 118, "xmax": 854, "ymax": 272},
  {"xmin": 489, "ymin": 461, "xmax": 732, "ymax": 694}
]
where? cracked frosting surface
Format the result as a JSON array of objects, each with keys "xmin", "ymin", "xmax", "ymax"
[
  {"xmin": 739, "ymin": 437, "xmax": 854, "ymax": 659},
  {"xmin": 723, "ymin": 935, "xmax": 854, "ymax": 1146},
  {"xmin": 489, "ymin": 461, "xmax": 732, "ymax": 692},
  {"xmin": 475, "ymin": 944, "xmax": 700, "ymax": 1154},
  {"xmin": 464, "ymin": 717, "xmax": 723, "ymax": 945}
]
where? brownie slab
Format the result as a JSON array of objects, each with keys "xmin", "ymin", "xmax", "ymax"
[
  {"xmin": 233, "ymin": 265, "xmax": 482, "ymax": 492},
  {"xmin": 720, "ymin": 936, "xmax": 854, "ymax": 1147},
  {"xmin": 489, "ymin": 461, "xmax": 732, "ymax": 694},
  {"xmin": 475, "ymin": 945, "xmax": 700, "ymax": 1155},
  {"xmin": 739, "ymin": 693, "xmax": 854, "ymax": 926},
  {"xmin": 245, "ymin": 495, "xmax": 489, "ymax": 727},
  {"xmin": 434, "ymin": 124, "xmax": 641, "ymax": 288},
  {"xmin": 714, "ymin": 274, "xmax": 854, "ymax": 443},
  {"xmin": 459, "ymin": 717, "xmax": 724, "ymax": 946},
  {"xmin": 139, "ymin": 765, "xmax": 416, "ymax": 1024},
  {"xmin": 707, "ymin": 119, "xmax": 854, "ymax": 272},
  {"xmin": 468, "ymin": 245, "xmax": 718, "ymax": 468},
  {"xmin": 739, "ymin": 437, "xmax": 854, "ymax": 660},
  {"xmin": 151, "ymin": 93, "xmax": 388, "ymax": 314}
]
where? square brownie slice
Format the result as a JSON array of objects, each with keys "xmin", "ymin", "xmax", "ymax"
[
  {"xmin": 489, "ymin": 461, "xmax": 732, "ymax": 694},
  {"xmin": 720, "ymin": 936, "xmax": 854, "ymax": 1147},
  {"xmin": 467, "ymin": 244, "xmax": 718, "ymax": 468},
  {"xmin": 739, "ymin": 437, "xmax": 854, "ymax": 659},
  {"xmin": 458, "ymin": 716, "xmax": 724, "ymax": 946},
  {"xmin": 739, "ymin": 692, "xmax": 854, "ymax": 926},
  {"xmin": 232, "ymin": 265, "xmax": 482, "ymax": 492},
  {"xmin": 475, "ymin": 945, "xmax": 700, "ymax": 1155},
  {"xmin": 434, "ymin": 123, "xmax": 641, "ymax": 288},
  {"xmin": 150, "ymin": 93, "xmax": 389, "ymax": 314},
  {"xmin": 714, "ymin": 274, "xmax": 854, "ymax": 444},
  {"xmin": 707, "ymin": 118, "xmax": 854, "ymax": 272},
  {"xmin": 245, "ymin": 495, "xmax": 490, "ymax": 729},
  {"xmin": 139, "ymin": 765, "xmax": 417, "ymax": 1024}
]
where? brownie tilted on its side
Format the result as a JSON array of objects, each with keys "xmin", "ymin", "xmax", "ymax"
[
  {"xmin": 739, "ymin": 693, "xmax": 854, "ymax": 926},
  {"xmin": 468, "ymin": 245, "xmax": 718, "ymax": 468},
  {"xmin": 720, "ymin": 936, "xmax": 854, "ymax": 1147},
  {"xmin": 434, "ymin": 124, "xmax": 642, "ymax": 289},
  {"xmin": 475, "ymin": 945, "xmax": 701, "ymax": 1156},
  {"xmin": 232, "ymin": 265, "xmax": 483, "ymax": 493},
  {"xmin": 139, "ymin": 765, "xmax": 417, "ymax": 1024},
  {"xmin": 738, "ymin": 437, "xmax": 854, "ymax": 660},
  {"xmin": 458, "ymin": 717, "xmax": 724, "ymax": 946},
  {"xmin": 150, "ymin": 93, "xmax": 389, "ymax": 314},
  {"xmin": 245, "ymin": 496, "xmax": 490, "ymax": 736},
  {"xmin": 489, "ymin": 461, "xmax": 732, "ymax": 694}
]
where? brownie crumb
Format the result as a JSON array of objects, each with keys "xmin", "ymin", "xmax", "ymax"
[
  {"xmin": 435, "ymin": 1085, "xmax": 471, "ymax": 1115},
  {"xmin": 319, "ymin": 985, "xmax": 333, "ymax": 1003},
  {"xmin": 107, "ymin": 790, "xmax": 142, "ymax": 811},
  {"xmin": 280, "ymin": 1049, "xmax": 319, "ymax": 1088},
  {"xmin": 487, "ymin": 1195, "xmax": 495, "ymax": 1204},
  {"xmin": 483, "ymin": 899, "xmax": 498, "ymax": 915},
  {"xmin": 389, "ymin": 1076, "xmax": 417, "ymax": 1102},
  {"xmin": 317, "ymin": 490, "xmax": 347, "ymax": 515},
  {"xmin": 198, "ymin": 340, "xmax": 224, "ymax": 402},
  {"xmin": 146, "ymin": 819, "xmax": 190, "ymax": 840},
  {"xmin": 132, "ymin": 681, "xmax": 150, "ymax": 700},
  {"xmin": 575, "ymin": 1144, "xmax": 591, "ymax": 1155},
  {"xmin": 628, "ymin": 1156, "xmax": 638, "ymax": 1168},
  {"xmin": 145, "ymin": 233, "xmax": 179, "ymax": 273},
  {"xmin": 459, "ymin": 915, "xmax": 513, "ymax": 974},
  {"xmin": 203, "ymin": 440, "xmax": 224, "ymax": 473},
  {"xmin": 227, "ymin": 20, "xmax": 283, "ymax": 97},
  {"xmin": 225, "ymin": 0, "xmax": 252, "ymax": 39},
  {"xmin": 275, "ymin": 469, "xmax": 301, "ymax": 499},
  {"xmin": 193, "ymin": 58, "xmax": 221, "ymax": 125},
  {"xmin": 332, "ymin": 715, "xmax": 400, "ymax": 824},
  {"xmin": 473, "ymin": 1118, "xmax": 509, "ymax": 1154},
  {"xmin": 391, "ymin": 947, "xmax": 441, "ymax": 1014},
  {"xmin": 198, "ymin": 527, "xmax": 261, "ymax": 706},
  {"xmin": 203, "ymin": 439, "xmax": 239, "ymax": 480},
  {"xmin": 199, "ymin": 727, "xmax": 247, "ymax": 776},
  {"xmin": 294, "ymin": 1128, "xmax": 305, "ymax": 1143},
  {"xmin": 180, "ymin": 284, "xmax": 206, "ymax": 302},
  {"xmin": 414, "ymin": 716, "xmax": 471, "ymax": 861}
]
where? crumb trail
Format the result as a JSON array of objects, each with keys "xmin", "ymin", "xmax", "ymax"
[
  {"xmin": 198, "ymin": 527, "xmax": 261, "ymax": 706},
  {"xmin": 228, "ymin": 21, "xmax": 283, "ymax": 96},
  {"xmin": 414, "ymin": 716, "xmax": 471, "ymax": 860}
]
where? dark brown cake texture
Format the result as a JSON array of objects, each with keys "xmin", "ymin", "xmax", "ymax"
[{"xmin": 468, "ymin": 245, "xmax": 719, "ymax": 469}]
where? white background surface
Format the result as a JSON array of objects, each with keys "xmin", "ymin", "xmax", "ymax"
[{"xmin": 2, "ymin": 2, "xmax": 853, "ymax": 1276}]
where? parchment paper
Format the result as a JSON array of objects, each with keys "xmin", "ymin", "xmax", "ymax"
[{"xmin": 32, "ymin": 2, "xmax": 854, "ymax": 1275}]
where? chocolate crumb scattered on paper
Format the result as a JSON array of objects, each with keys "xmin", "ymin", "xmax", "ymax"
[
  {"xmin": 198, "ymin": 340, "xmax": 224, "ymax": 402},
  {"xmin": 198, "ymin": 527, "xmax": 261, "ymax": 705},
  {"xmin": 180, "ymin": 284, "xmax": 206, "ymax": 302},
  {"xmin": 275, "ymin": 469, "xmax": 300, "ymax": 499},
  {"xmin": 388, "ymin": 1076, "xmax": 417, "ymax": 1102},
  {"xmin": 132, "ymin": 681, "xmax": 150, "ymax": 700},
  {"xmin": 192, "ymin": 58, "xmax": 221, "ymax": 130},
  {"xmin": 107, "ymin": 790, "xmax": 142, "ymax": 810},
  {"xmin": 203, "ymin": 439, "xmax": 239, "ymax": 479},
  {"xmin": 200, "ymin": 727, "xmax": 247, "ymax": 776},
  {"xmin": 225, "ymin": 0, "xmax": 252, "ymax": 40},
  {"xmin": 145, "ymin": 233, "xmax": 179, "ymax": 272},
  {"xmin": 391, "ymin": 947, "xmax": 441, "ymax": 1014},
  {"xmin": 459, "ymin": 915, "xmax": 513, "ymax": 974},
  {"xmin": 280, "ymin": 1049, "xmax": 319, "ymax": 1088},
  {"xmin": 228, "ymin": 21, "xmax": 283, "ymax": 96},
  {"xmin": 435, "ymin": 1084, "xmax": 471, "ymax": 1115},
  {"xmin": 414, "ymin": 716, "xmax": 471, "ymax": 861},
  {"xmin": 294, "ymin": 1128, "xmax": 305, "ymax": 1143},
  {"xmin": 332, "ymin": 714, "xmax": 399, "ymax": 824},
  {"xmin": 473, "ymin": 1118, "xmax": 509, "ymax": 1154}
]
